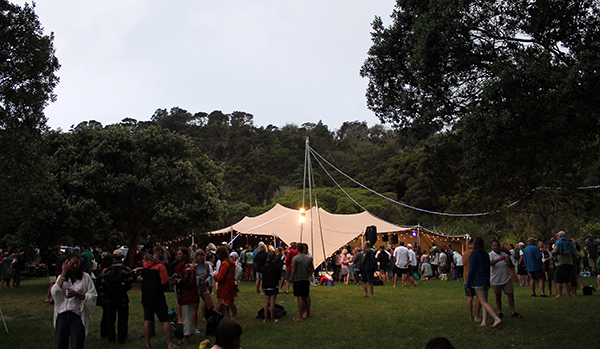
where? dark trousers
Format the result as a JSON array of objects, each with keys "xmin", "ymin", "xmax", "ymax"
[
  {"xmin": 105, "ymin": 301, "xmax": 129, "ymax": 343},
  {"xmin": 55, "ymin": 311, "xmax": 85, "ymax": 349}
]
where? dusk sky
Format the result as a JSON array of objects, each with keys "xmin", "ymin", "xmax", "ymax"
[{"xmin": 15, "ymin": 1, "xmax": 397, "ymax": 131}]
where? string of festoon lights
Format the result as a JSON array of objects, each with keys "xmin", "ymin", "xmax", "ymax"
[{"xmin": 309, "ymin": 147, "xmax": 600, "ymax": 218}]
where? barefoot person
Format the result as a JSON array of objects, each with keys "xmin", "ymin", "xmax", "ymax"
[
  {"xmin": 466, "ymin": 237, "xmax": 502, "ymax": 327},
  {"xmin": 291, "ymin": 243, "xmax": 313, "ymax": 321}
]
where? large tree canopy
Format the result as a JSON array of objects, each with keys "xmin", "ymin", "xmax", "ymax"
[
  {"xmin": 360, "ymin": 0, "xmax": 600, "ymax": 138},
  {"xmin": 45, "ymin": 123, "xmax": 224, "ymax": 255},
  {"xmin": 361, "ymin": 0, "xmax": 600, "ymax": 196},
  {"xmin": 0, "ymin": 0, "xmax": 60, "ymax": 131},
  {"xmin": 0, "ymin": 1, "xmax": 60, "ymax": 248}
]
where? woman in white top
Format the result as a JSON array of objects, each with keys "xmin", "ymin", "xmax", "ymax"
[{"xmin": 52, "ymin": 253, "xmax": 97, "ymax": 349}]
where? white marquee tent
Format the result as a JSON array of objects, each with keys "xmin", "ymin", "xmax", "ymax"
[{"xmin": 204, "ymin": 203, "xmax": 416, "ymax": 267}]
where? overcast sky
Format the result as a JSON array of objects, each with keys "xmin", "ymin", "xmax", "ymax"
[{"xmin": 14, "ymin": 1, "xmax": 397, "ymax": 131}]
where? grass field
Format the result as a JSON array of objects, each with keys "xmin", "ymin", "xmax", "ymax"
[{"xmin": 0, "ymin": 276, "xmax": 598, "ymax": 348}]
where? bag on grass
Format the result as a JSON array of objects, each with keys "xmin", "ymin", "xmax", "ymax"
[
  {"xmin": 170, "ymin": 322, "xmax": 184, "ymax": 338},
  {"xmin": 583, "ymin": 285, "xmax": 596, "ymax": 296},
  {"xmin": 373, "ymin": 277, "xmax": 384, "ymax": 286},
  {"xmin": 256, "ymin": 303, "xmax": 288, "ymax": 319},
  {"xmin": 205, "ymin": 308, "xmax": 224, "ymax": 336}
]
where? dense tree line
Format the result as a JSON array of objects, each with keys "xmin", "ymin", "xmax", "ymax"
[{"xmin": 1, "ymin": 0, "xmax": 599, "ymax": 257}]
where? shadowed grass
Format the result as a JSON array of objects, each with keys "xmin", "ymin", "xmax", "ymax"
[{"xmin": 0, "ymin": 277, "xmax": 597, "ymax": 348}]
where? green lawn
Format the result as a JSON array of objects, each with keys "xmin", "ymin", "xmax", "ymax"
[{"xmin": 0, "ymin": 277, "xmax": 598, "ymax": 348}]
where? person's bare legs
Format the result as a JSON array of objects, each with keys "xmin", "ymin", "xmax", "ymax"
[
  {"xmin": 494, "ymin": 292, "xmax": 503, "ymax": 315},
  {"xmin": 529, "ymin": 274, "xmax": 536, "ymax": 295},
  {"xmin": 556, "ymin": 283, "xmax": 564, "ymax": 298},
  {"xmin": 161, "ymin": 321, "xmax": 175, "ymax": 348},
  {"xmin": 230, "ymin": 302, "xmax": 238, "ymax": 320},
  {"xmin": 296, "ymin": 297, "xmax": 305, "ymax": 321},
  {"xmin": 394, "ymin": 273, "xmax": 398, "ymax": 287},
  {"xmin": 467, "ymin": 296, "xmax": 474, "ymax": 321},
  {"xmin": 143, "ymin": 321, "xmax": 153, "ymax": 348},
  {"xmin": 362, "ymin": 281, "xmax": 369, "ymax": 297},
  {"xmin": 269, "ymin": 296, "xmax": 276, "ymax": 322},
  {"xmin": 475, "ymin": 288, "xmax": 501, "ymax": 327},
  {"xmin": 304, "ymin": 296, "xmax": 311, "ymax": 317}
]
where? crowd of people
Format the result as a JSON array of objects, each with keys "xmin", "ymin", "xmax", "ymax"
[
  {"xmin": 1, "ymin": 231, "xmax": 597, "ymax": 348},
  {"xmin": 34, "ymin": 240, "xmax": 317, "ymax": 349}
]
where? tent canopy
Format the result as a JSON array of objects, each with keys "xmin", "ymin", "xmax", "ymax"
[
  {"xmin": 165, "ymin": 204, "xmax": 469, "ymax": 268},
  {"xmin": 212, "ymin": 204, "xmax": 414, "ymax": 267},
  {"xmin": 165, "ymin": 204, "xmax": 466, "ymax": 266}
]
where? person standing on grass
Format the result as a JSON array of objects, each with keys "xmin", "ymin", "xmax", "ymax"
[
  {"xmin": 489, "ymin": 240, "xmax": 523, "ymax": 319},
  {"xmin": 375, "ymin": 245, "xmax": 389, "ymax": 283},
  {"xmin": 173, "ymin": 247, "xmax": 199, "ymax": 345},
  {"xmin": 193, "ymin": 249, "xmax": 214, "ymax": 334},
  {"xmin": 139, "ymin": 245, "xmax": 177, "ymax": 349},
  {"xmin": 452, "ymin": 250, "xmax": 464, "ymax": 282},
  {"xmin": 262, "ymin": 251, "xmax": 281, "ymax": 323},
  {"xmin": 291, "ymin": 243, "xmax": 313, "ymax": 321},
  {"xmin": 465, "ymin": 237, "xmax": 501, "ymax": 327},
  {"xmin": 406, "ymin": 244, "xmax": 418, "ymax": 286},
  {"xmin": 52, "ymin": 253, "xmax": 97, "ymax": 349},
  {"xmin": 361, "ymin": 242, "xmax": 376, "ymax": 297},
  {"xmin": 541, "ymin": 242, "xmax": 555, "ymax": 296},
  {"xmin": 284, "ymin": 242, "xmax": 298, "ymax": 294},
  {"xmin": 214, "ymin": 246, "xmax": 238, "ymax": 320},
  {"xmin": 254, "ymin": 243, "xmax": 268, "ymax": 294},
  {"xmin": 352, "ymin": 247, "xmax": 363, "ymax": 285},
  {"xmin": 393, "ymin": 241, "xmax": 411, "ymax": 287},
  {"xmin": 100, "ymin": 249, "xmax": 134, "ymax": 344},
  {"xmin": 552, "ymin": 231, "xmax": 576, "ymax": 298},
  {"xmin": 522, "ymin": 237, "xmax": 548, "ymax": 297},
  {"xmin": 462, "ymin": 238, "xmax": 481, "ymax": 322}
]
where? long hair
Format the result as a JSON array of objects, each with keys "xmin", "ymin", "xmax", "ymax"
[
  {"xmin": 66, "ymin": 253, "xmax": 84, "ymax": 282},
  {"xmin": 265, "ymin": 251, "xmax": 276, "ymax": 266}
]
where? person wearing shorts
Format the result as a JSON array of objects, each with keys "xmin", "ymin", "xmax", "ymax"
[
  {"xmin": 393, "ymin": 242, "xmax": 410, "ymax": 287},
  {"xmin": 140, "ymin": 246, "xmax": 177, "ymax": 349},
  {"xmin": 552, "ymin": 231, "xmax": 576, "ymax": 297},
  {"xmin": 490, "ymin": 240, "xmax": 522, "ymax": 318},
  {"xmin": 523, "ymin": 238, "xmax": 548, "ymax": 297},
  {"xmin": 291, "ymin": 243, "xmax": 313, "ymax": 320}
]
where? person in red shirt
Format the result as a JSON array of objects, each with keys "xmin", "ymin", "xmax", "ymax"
[
  {"xmin": 140, "ymin": 246, "xmax": 177, "ymax": 349},
  {"xmin": 214, "ymin": 247, "xmax": 238, "ymax": 320},
  {"xmin": 284, "ymin": 243, "xmax": 298, "ymax": 294}
]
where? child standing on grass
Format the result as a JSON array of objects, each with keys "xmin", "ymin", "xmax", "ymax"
[{"xmin": 262, "ymin": 251, "xmax": 281, "ymax": 323}]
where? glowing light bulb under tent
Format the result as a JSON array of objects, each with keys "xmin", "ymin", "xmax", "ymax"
[
  {"xmin": 299, "ymin": 208, "xmax": 306, "ymax": 223},
  {"xmin": 412, "ymin": 230, "xmax": 417, "ymax": 237}
]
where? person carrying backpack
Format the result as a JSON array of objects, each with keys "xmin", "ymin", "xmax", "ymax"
[{"xmin": 100, "ymin": 249, "xmax": 134, "ymax": 344}]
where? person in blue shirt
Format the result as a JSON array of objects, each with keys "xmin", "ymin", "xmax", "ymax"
[
  {"xmin": 522, "ymin": 237, "xmax": 548, "ymax": 297},
  {"xmin": 466, "ymin": 237, "xmax": 502, "ymax": 327}
]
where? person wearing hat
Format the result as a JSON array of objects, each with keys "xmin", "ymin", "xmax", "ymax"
[
  {"xmin": 99, "ymin": 249, "xmax": 135, "ymax": 344},
  {"xmin": 516, "ymin": 242, "xmax": 529, "ymax": 287},
  {"xmin": 522, "ymin": 237, "xmax": 548, "ymax": 297}
]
